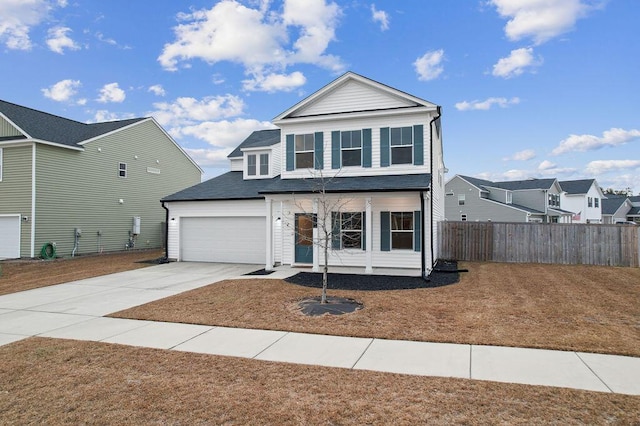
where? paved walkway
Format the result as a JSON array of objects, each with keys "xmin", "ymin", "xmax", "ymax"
[{"xmin": 0, "ymin": 262, "xmax": 638, "ymax": 396}]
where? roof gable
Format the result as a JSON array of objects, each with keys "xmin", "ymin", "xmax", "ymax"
[
  {"xmin": 0, "ymin": 99, "xmax": 145, "ymax": 148},
  {"xmin": 273, "ymin": 72, "xmax": 437, "ymax": 121}
]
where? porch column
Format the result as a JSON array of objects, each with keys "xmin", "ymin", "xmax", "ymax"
[
  {"xmin": 365, "ymin": 197, "xmax": 373, "ymax": 274},
  {"xmin": 265, "ymin": 198, "xmax": 273, "ymax": 271},
  {"xmin": 312, "ymin": 197, "xmax": 319, "ymax": 272}
]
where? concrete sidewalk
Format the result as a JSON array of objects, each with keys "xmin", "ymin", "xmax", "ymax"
[{"xmin": 0, "ymin": 262, "xmax": 638, "ymax": 396}]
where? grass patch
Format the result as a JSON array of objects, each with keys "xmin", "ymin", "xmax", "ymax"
[
  {"xmin": 0, "ymin": 338, "xmax": 637, "ymax": 424},
  {"xmin": 112, "ymin": 262, "xmax": 640, "ymax": 357}
]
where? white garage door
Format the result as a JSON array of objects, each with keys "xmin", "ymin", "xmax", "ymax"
[
  {"xmin": 0, "ymin": 216, "xmax": 21, "ymax": 259},
  {"xmin": 181, "ymin": 217, "xmax": 266, "ymax": 264}
]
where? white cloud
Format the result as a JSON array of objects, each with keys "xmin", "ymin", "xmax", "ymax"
[
  {"xmin": 150, "ymin": 95, "xmax": 245, "ymax": 128},
  {"xmin": 456, "ymin": 97, "xmax": 520, "ymax": 111},
  {"xmin": 41, "ymin": 79, "xmax": 81, "ymax": 102},
  {"xmin": 413, "ymin": 49, "xmax": 444, "ymax": 81},
  {"xmin": 585, "ymin": 160, "xmax": 640, "ymax": 175},
  {"xmin": 0, "ymin": 0, "xmax": 56, "ymax": 50},
  {"xmin": 243, "ymin": 71, "xmax": 306, "ymax": 93},
  {"xmin": 489, "ymin": 0, "xmax": 593, "ymax": 45},
  {"xmin": 552, "ymin": 128, "xmax": 640, "ymax": 155},
  {"xmin": 158, "ymin": 0, "xmax": 343, "ymax": 89},
  {"xmin": 46, "ymin": 26, "xmax": 80, "ymax": 54},
  {"xmin": 371, "ymin": 4, "xmax": 389, "ymax": 31},
  {"xmin": 97, "ymin": 83, "xmax": 126, "ymax": 103},
  {"xmin": 492, "ymin": 47, "xmax": 542, "ymax": 78},
  {"xmin": 538, "ymin": 160, "xmax": 556, "ymax": 170},
  {"xmin": 174, "ymin": 118, "xmax": 275, "ymax": 151},
  {"xmin": 148, "ymin": 84, "xmax": 166, "ymax": 97},
  {"xmin": 503, "ymin": 149, "xmax": 536, "ymax": 161},
  {"xmin": 90, "ymin": 110, "xmax": 136, "ymax": 123}
]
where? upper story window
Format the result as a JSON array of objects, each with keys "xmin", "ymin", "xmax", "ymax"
[
  {"xmin": 341, "ymin": 131, "xmax": 362, "ymax": 167},
  {"xmin": 594, "ymin": 197, "xmax": 599, "ymax": 208},
  {"xmin": 588, "ymin": 197, "xmax": 593, "ymax": 207},
  {"xmin": 247, "ymin": 155, "xmax": 257, "ymax": 176},
  {"xmin": 458, "ymin": 194, "xmax": 465, "ymax": 206},
  {"xmin": 548, "ymin": 193, "xmax": 560, "ymax": 207},
  {"xmin": 506, "ymin": 192, "xmax": 512, "ymax": 204},
  {"xmin": 295, "ymin": 134, "xmax": 315, "ymax": 169},
  {"xmin": 118, "ymin": 162, "xmax": 127, "ymax": 178},
  {"xmin": 390, "ymin": 127, "xmax": 413, "ymax": 165},
  {"xmin": 260, "ymin": 153, "xmax": 269, "ymax": 175}
]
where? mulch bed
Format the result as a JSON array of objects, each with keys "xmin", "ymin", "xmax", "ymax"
[
  {"xmin": 285, "ymin": 260, "xmax": 462, "ymax": 291},
  {"xmin": 244, "ymin": 268, "xmax": 276, "ymax": 276}
]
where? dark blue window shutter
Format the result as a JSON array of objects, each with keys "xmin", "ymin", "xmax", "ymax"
[
  {"xmin": 413, "ymin": 125, "xmax": 424, "ymax": 166},
  {"xmin": 362, "ymin": 211, "xmax": 366, "ymax": 250},
  {"xmin": 286, "ymin": 134, "xmax": 294, "ymax": 171},
  {"xmin": 331, "ymin": 131, "xmax": 340, "ymax": 169},
  {"xmin": 414, "ymin": 210, "xmax": 421, "ymax": 252},
  {"xmin": 331, "ymin": 212, "xmax": 341, "ymax": 249},
  {"xmin": 362, "ymin": 128, "xmax": 372, "ymax": 168},
  {"xmin": 380, "ymin": 211, "xmax": 390, "ymax": 251},
  {"xmin": 380, "ymin": 127, "xmax": 390, "ymax": 167},
  {"xmin": 314, "ymin": 132, "xmax": 323, "ymax": 169}
]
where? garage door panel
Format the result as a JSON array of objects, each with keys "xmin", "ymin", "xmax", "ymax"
[
  {"xmin": 0, "ymin": 216, "xmax": 20, "ymax": 259},
  {"xmin": 181, "ymin": 217, "xmax": 265, "ymax": 264}
]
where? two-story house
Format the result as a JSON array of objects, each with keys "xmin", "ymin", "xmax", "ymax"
[
  {"xmin": 445, "ymin": 175, "xmax": 573, "ymax": 223},
  {"xmin": 162, "ymin": 72, "xmax": 446, "ymax": 277},
  {"xmin": 559, "ymin": 179, "xmax": 605, "ymax": 223},
  {"xmin": 0, "ymin": 99, "xmax": 202, "ymax": 259}
]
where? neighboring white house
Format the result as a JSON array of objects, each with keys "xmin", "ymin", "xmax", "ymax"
[
  {"xmin": 559, "ymin": 179, "xmax": 605, "ymax": 223},
  {"xmin": 162, "ymin": 72, "xmax": 446, "ymax": 277}
]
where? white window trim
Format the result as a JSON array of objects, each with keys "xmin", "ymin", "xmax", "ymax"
[
  {"xmin": 247, "ymin": 154, "xmax": 257, "ymax": 176},
  {"xmin": 390, "ymin": 211, "xmax": 414, "ymax": 250},
  {"xmin": 458, "ymin": 194, "xmax": 465, "ymax": 206},
  {"xmin": 118, "ymin": 162, "xmax": 127, "ymax": 178},
  {"xmin": 390, "ymin": 126, "xmax": 413, "ymax": 165},
  {"xmin": 339, "ymin": 211, "xmax": 363, "ymax": 250},
  {"xmin": 295, "ymin": 134, "xmax": 315, "ymax": 169},
  {"xmin": 340, "ymin": 130, "xmax": 362, "ymax": 168},
  {"xmin": 259, "ymin": 153, "xmax": 269, "ymax": 176}
]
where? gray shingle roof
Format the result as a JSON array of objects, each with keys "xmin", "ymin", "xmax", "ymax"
[
  {"xmin": 559, "ymin": 179, "xmax": 596, "ymax": 194},
  {"xmin": 162, "ymin": 171, "xmax": 278, "ymax": 201},
  {"xmin": 227, "ymin": 129, "xmax": 280, "ymax": 158},
  {"xmin": 260, "ymin": 173, "xmax": 431, "ymax": 194},
  {"xmin": 601, "ymin": 197, "xmax": 628, "ymax": 215},
  {"xmin": 491, "ymin": 178, "xmax": 557, "ymax": 191},
  {"xmin": 0, "ymin": 99, "xmax": 145, "ymax": 147},
  {"xmin": 458, "ymin": 175, "xmax": 494, "ymax": 191},
  {"xmin": 163, "ymin": 172, "xmax": 432, "ymax": 202}
]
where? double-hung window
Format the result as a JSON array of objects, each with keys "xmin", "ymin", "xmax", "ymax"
[
  {"xmin": 260, "ymin": 153, "xmax": 269, "ymax": 175},
  {"xmin": 548, "ymin": 194, "xmax": 560, "ymax": 207},
  {"xmin": 247, "ymin": 154, "xmax": 257, "ymax": 176},
  {"xmin": 391, "ymin": 212, "xmax": 414, "ymax": 250},
  {"xmin": 588, "ymin": 197, "xmax": 593, "ymax": 208},
  {"xmin": 118, "ymin": 162, "xmax": 127, "ymax": 178},
  {"xmin": 295, "ymin": 134, "xmax": 315, "ymax": 169},
  {"xmin": 341, "ymin": 130, "xmax": 361, "ymax": 167},
  {"xmin": 594, "ymin": 197, "xmax": 599, "ymax": 208},
  {"xmin": 340, "ymin": 212, "xmax": 363, "ymax": 249},
  {"xmin": 390, "ymin": 127, "xmax": 413, "ymax": 165},
  {"xmin": 458, "ymin": 194, "xmax": 465, "ymax": 206}
]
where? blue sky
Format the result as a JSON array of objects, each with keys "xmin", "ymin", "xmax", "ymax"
[{"xmin": 1, "ymin": 0, "xmax": 638, "ymax": 192}]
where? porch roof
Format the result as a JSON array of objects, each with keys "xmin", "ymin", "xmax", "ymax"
[{"xmin": 260, "ymin": 173, "xmax": 431, "ymax": 195}]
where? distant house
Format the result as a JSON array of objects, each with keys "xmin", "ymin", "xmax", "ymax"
[
  {"xmin": 0, "ymin": 99, "xmax": 202, "ymax": 259},
  {"xmin": 445, "ymin": 175, "xmax": 573, "ymax": 223},
  {"xmin": 559, "ymin": 179, "xmax": 605, "ymax": 223},
  {"xmin": 162, "ymin": 72, "xmax": 446, "ymax": 277},
  {"xmin": 601, "ymin": 195, "xmax": 633, "ymax": 224}
]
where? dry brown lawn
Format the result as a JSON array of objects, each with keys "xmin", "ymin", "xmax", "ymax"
[
  {"xmin": 113, "ymin": 262, "xmax": 640, "ymax": 357},
  {"xmin": 0, "ymin": 249, "xmax": 163, "ymax": 296},
  {"xmin": 1, "ymin": 337, "xmax": 638, "ymax": 424}
]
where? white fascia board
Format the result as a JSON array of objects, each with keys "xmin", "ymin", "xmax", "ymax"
[
  {"xmin": 0, "ymin": 138, "xmax": 84, "ymax": 151},
  {"xmin": 273, "ymin": 106, "xmax": 435, "ymax": 126},
  {"xmin": 241, "ymin": 146, "xmax": 275, "ymax": 153},
  {"xmin": 479, "ymin": 197, "xmax": 538, "ymax": 214},
  {"xmin": 0, "ymin": 112, "xmax": 30, "ymax": 138}
]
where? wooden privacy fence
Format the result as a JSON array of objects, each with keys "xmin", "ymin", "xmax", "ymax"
[{"xmin": 438, "ymin": 221, "xmax": 640, "ymax": 267}]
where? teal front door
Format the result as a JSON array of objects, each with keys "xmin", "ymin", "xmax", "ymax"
[{"xmin": 294, "ymin": 213, "xmax": 314, "ymax": 264}]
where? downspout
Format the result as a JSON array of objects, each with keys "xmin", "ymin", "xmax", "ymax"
[
  {"xmin": 30, "ymin": 143, "xmax": 36, "ymax": 258},
  {"xmin": 427, "ymin": 106, "xmax": 442, "ymax": 275},
  {"xmin": 420, "ymin": 190, "xmax": 427, "ymax": 279},
  {"xmin": 161, "ymin": 201, "xmax": 169, "ymax": 261}
]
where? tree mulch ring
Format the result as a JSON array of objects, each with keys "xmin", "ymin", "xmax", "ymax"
[
  {"xmin": 298, "ymin": 296, "xmax": 363, "ymax": 316},
  {"xmin": 285, "ymin": 260, "xmax": 463, "ymax": 291}
]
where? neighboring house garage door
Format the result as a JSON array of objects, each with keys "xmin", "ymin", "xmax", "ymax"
[
  {"xmin": 0, "ymin": 216, "xmax": 20, "ymax": 259},
  {"xmin": 180, "ymin": 217, "xmax": 266, "ymax": 264}
]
